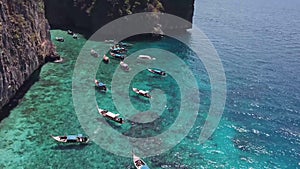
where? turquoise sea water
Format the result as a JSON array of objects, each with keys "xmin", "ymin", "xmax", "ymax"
[{"xmin": 0, "ymin": 0, "xmax": 300, "ymax": 168}]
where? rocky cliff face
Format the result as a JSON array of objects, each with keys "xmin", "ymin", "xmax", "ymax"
[
  {"xmin": 160, "ymin": 0, "xmax": 194, "ymax": 22},
  {"xmin": 44, "ymin": 0, "xmax": 195, "ymax": 36},
  {"xmin": 0, "ymin": 0, "xmax": 56, "ymax": 108}
]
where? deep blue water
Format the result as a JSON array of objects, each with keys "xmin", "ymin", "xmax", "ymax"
[
  {"xmin": 194, "ymin": 0, "xmax": 300, "ymax": 167},
  {"xmin": 0, "ymin": 0, "xmax": 299, "ymax": 168}
]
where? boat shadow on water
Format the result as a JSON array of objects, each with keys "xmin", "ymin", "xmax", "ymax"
[
  {"xmin": 131, "ymin": 95, "xmax": 151, "ymax": 103},
  {"xmin": 51, "ymin": 143, "xmax": 89, "ymax": 151},
  {"xmin": 94, "ymin": 86, "xmax": 108, "ymax": 93},
  {"xmin": 96, "ymin": 118, "xmax": 123, "ymax": 129}
]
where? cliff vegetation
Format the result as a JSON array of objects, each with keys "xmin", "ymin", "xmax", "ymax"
[{"xmin": 44, "ymin": 0, "xmax": 194, "ymax": 36}]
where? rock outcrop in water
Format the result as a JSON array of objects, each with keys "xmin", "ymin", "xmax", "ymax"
[
  {"xmin": 0, "ymin": 0, "xmax": 57, "ymax": 109},
  {"xmin": 44, "ymin": 0, "xmax": 195, "ymax": 36}
]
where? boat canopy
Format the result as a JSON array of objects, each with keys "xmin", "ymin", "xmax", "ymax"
[
  {"xmin": 106, "ymin": 112, "xmax": 119, "ymax": 118},
  {"xmin": 153, "ymin": 69, "xmax": 162, "ymax": 73},
  {"xmin": 67, "ymin": 135, "xmax": 78, "ymax": 140},
  {"xmin": 67, "ymin": 134, "xmax": 83, "ymax": 140},
  {"xmin": 114, "ymin": 54, "xmax": 125, "ymax": 58},
  {"xmin": 98, "ymin": 82, "xmax": 106, "ymax": 87},
  {"xmin": 141, "ymin": 166, "xmax": 150, "ymax": 169},
  {"xmin": 112, "ymin": 47, "xmax": 125, "ymax": 51}
]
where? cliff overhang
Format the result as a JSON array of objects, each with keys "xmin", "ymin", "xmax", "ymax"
[{"xmin": 43, "ymin": 0, "xmax": 195, "ymax": 37}]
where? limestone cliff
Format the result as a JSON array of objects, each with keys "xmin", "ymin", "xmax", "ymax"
[
  {"xmin": 160, "ymin": 0, "xmax": 194, "ymax": 22},
  {"xmin": 0, "ymin": 0, "xmax": 57, "ymax": 109},
  {"xmin": 44, "ymin": 0, "xmax": 195, "ymax": 36}
]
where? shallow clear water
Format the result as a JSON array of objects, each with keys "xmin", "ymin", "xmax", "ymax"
[{"xmin": 0, "ymin": 0, "xmax": 299, "ymax": 168}]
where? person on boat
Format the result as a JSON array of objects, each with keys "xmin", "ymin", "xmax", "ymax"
[
  {"xmin": 99, "ymin": 109, "xmax": 109, "ymax": 116},
  {"xmin": 77, "ymin": 137, "xmax": 82, "ymax": 142},
  {"xmin": 135, "ymin": 160, "xmax": 145, "ymax": 167},
  {"xmin": 116, "ymin": 117, "xmax": 124, "ymax": 123},
  {"xmin": 81, "ymin": 137, "xmax": 88, "ymax": 142}
]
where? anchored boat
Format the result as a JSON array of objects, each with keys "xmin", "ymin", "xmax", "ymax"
[
  {"xmin": 147, "ymin": 68, "xmax": 166, "ymax": 76},
  {"xmin": 103, "ymin": 54, "xmax": 110, "ymax": 63},
  {"xmin": 97, "ymin": 107, "xmax": 124, "ymax": 124},
  {"xmin": 95, "ymin": 79, "xmax": 107, "ymax": 91},
  {"xmin": 132, "ymin": 88, "xmax": 151, "ymax": 98},
  {"xmin": 51, "ymin": 134, "xmax": 89, "ymax": 143},
  {"xmin": 133, "ymin": 153, "xmax": 150, "ymax": 169},
  {"xmin": 138, "ymin": 55, "xmax": 156, "ymax": 60},
  {"xmin": 55, "ymin": 37, "xmax": 64, "ymax": 42}
]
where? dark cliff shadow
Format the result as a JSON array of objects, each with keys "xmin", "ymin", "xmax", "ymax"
[{"xmin": 0, "ymin": 68, "xmax": 41, "ymax": 122}]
